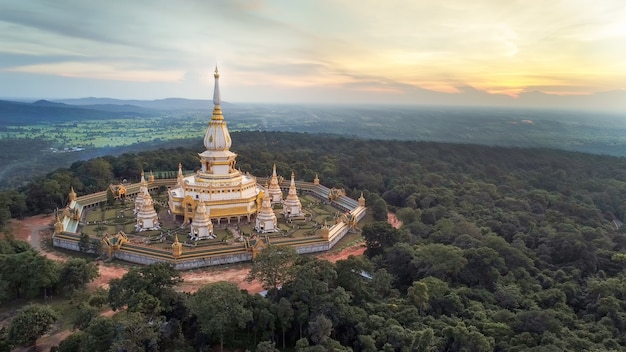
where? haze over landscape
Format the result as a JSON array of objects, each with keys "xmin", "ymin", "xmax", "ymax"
[{"xmin": 1, "ymin": 0, "xmax": 625, "ymax": 110}]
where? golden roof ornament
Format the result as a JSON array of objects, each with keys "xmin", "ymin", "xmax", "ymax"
[{"xmin": 69, "ymin": 187, "xmax": 77, "ymax": 202}]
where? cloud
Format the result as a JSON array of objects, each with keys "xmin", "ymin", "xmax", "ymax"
[
  {"xmin": 0, "ymin": 0, "xmax": 624, "ymax": 106},
  {"xmin": 6, "ymin": 62, "xmax": 184, "ymax": 82}
]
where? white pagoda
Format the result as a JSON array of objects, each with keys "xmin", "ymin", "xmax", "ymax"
[
  {"xmin": 136, "ymin": 189, "xmax": 160, "ymax": 231},
  {"xmin": 283, "ymin": 172, "xmax": 304, "ymax": 217},
  {"xmin": 190, "ymin": 201, "xmax": 215, "ymax": 240},
  {"xmin": 255, "ymin": 193, "xmax": 278, "ymax": 233},
  {"xmin": 267, "ymin": 164, "xmax": 283, "ymax": 203},
  {"xmin": 168, "ymin": 67, "xmax": 262, "ymax": 226},
  {"xmin": 134, "ymin": 170, "xmax": 148, "ymax": 214}
]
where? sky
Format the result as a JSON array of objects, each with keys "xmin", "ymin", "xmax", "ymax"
[{"xmin": 1, "ymin": 0, "xmax": 625, "ymax": 109}]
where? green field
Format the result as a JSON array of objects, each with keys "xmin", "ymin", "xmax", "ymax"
[{"xmin": 5, "ymin": 104, "xmax": 626, "ymax": 190}]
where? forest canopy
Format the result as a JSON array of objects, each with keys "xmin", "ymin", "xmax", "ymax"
[{"xmin": 2, "ymin": 131, "xmax": 626, "ymax": 351}]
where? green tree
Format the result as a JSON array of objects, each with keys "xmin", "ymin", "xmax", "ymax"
[
  {"xmin": 0, "ymin": 250, "xmax": 60, "ymax": 300},
  {"xmin": 28, "ymin": 253, "xmax": 61, "ymax": 299},
  {"xmin": 110, "ymin": 312, "xmax": 162, "ymax": 352},
  {"xmin": 307, "ymin": 314, "xmax": 332, "ymax": 345},
  {"xmin": 362, "ymin": 222, "xmax": 402, "ymax": 258},
  {"xmin": 412, "ymin": 244, "xmax": 468, "ymax": 282},
  {"xmin": 372, "ymin": 198, "xmax": 389, "ymax": 221},
  {"xmin": 8, "ymin": 304, "xmax": 59, "ymax": 348},
  {"xmin": 248, "ymin": 245, "xmax": 298, "ymax": 291},
  {"xmin": 57, "ymin": 331, "xmax": 87, "ymax": 352},
  {"xmin": 272, "ymin": 297, "xmax": 294, "ymax": 349},
  {"xmin": 83, "ymin": 316, "xmax": 115, "ymax": 352},
  {"xmin": 108, "ymin": 262, "xmax": 181, "ymax": 313},
  {"xmin": 335, "ymin": 255, "xmax": 375, "ymax": 304},
  {"xmin": 407, "ymin": 281, "xmax": 429, "ymax": 313},
  {"xmin": 0, "ymin": 250, "xmax": 34, "ymax": 299},
  {"xmin": 459, "ymin": 247, "xmax": 505, "ymax": 290},
  {"xmin": 60, "ymin": 258, "xmax": 99, "ymax": 293},
  {"xmin": 73, "ymin": 303, "xmax": 99, "ymax": 330},
  {"xmin": 0, "ymin": 196, "xmax": 12, "ymax": 230},
  {"xmin": 248, "ymin": 294, "xmax": 275, "ymax": 345},
  {"xmin": 256, "ymin": 340, "xmax": 280, "ymax": 352},
  {"xmin": 189, "ymin": 281, "xmax": 252, "ymax": 352},
  {"xmin": 106, "ymin": 187, "xmax": 115, "ymax": 206}
]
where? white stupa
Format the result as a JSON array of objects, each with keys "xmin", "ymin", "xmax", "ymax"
[
  {"xmin": 134, "ymin": 170, "xmax": 148, "ymax": 214},
  {"xmin": 167, "ymin": 67, "xmax": 262, "ymax": 226},
  {"xmin": 282, "ymin": 172, "xmax": 304, "ymax": 217},
  {"xmin": 268, "ymin": 163, "xmax": 283, "ymax": 203},
  {"xmin": 136, "ymin": 189, "xmax": 160, "ymax": 231},
  {"xmin": 190, "ymin": 201, "xmax": 215, "ymax": 240},
  {"xmin": 255, "ymin": 193, "xmax": 278, "ymax": 233}
]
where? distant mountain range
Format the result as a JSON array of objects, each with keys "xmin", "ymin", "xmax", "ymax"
[
  {"xmin": 0, "ymin": 98, "xmax": 224, "ymax": 125},
  {"xmin": 1, "ymin": 93, "xmax": 623, "ymax": 128},
  {"xmin": 52, "ymin": 91, "xmax": 626, "ymax": 112},
  {"xmin": 53, "ymin": 97, "xmax": 222, "ymax": 110},
  {"xmin": 0, "ymin": 99, "xmax": 150, "ymax": 125}
]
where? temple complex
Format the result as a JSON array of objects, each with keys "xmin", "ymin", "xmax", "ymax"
[
  {"xmin": 52, "ymin": 66, "xmax": 367, "ymax": 269},
  {"xmin": 167, "ymin": 67, "xmax": 261, "ymax": 226}
]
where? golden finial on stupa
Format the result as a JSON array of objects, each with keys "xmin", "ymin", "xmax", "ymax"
[
  {"xmin": 69, "ymin": 186, "xmax": 77, "ymax": 202},
  {"xmin": 172, "ymin": 234, "xmax": 183, "ymax": 258}
]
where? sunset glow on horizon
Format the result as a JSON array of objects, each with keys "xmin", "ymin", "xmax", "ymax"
[{"xmin": 0, "ymin": 0, "xmax": 624, "ymax": 108}]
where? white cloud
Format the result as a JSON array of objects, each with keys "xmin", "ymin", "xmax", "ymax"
[{"xmin": 0, "ymin": 0, "xmax": 624, "ymax": 103}]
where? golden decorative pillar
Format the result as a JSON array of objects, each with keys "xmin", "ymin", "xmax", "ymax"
[
  {"xmin": 53, "ymin": 215, "xmax": 64, "ymax": 235},
  {"xmin": 172, "ymin": 235, "xmax": 183, "ymax": 258},
  {"xmin": 321, "ymin": 220, "xmax": 330, "ymax": 240},
  {"xmin": 69, "ymin": 187, "xmax": 77, "ymax": 202},
  {"xmin": 358, "ymin": 192, "xmax": 366, "ymax": 207}
]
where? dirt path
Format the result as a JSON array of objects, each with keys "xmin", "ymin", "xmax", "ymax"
[
  {"xmin": 387, "ymin": 212, "xmax": 403, "ymax": 229},
  {"xmin": 8, "ymin": 214, "xmax": 67, "ymax": 262}
]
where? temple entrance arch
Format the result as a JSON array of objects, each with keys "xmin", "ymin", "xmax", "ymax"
[{"xmin": 182, "ymin": 195, "xmax": 196, "ymax": 224}]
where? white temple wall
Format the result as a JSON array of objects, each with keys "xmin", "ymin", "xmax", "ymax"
[{"xmin": 53, "ymin": 237, "xmax": 80, "ymax": 251}]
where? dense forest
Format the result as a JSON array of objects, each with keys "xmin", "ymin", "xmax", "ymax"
[{"xmin": 2, "ymin": 131, "xmax": 626, "ymax": 351}]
